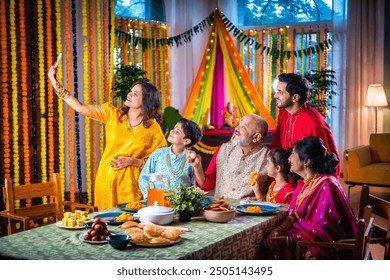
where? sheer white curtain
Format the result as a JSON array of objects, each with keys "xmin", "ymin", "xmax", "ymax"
[
  {"xmin": 343, "ymin": 0, "xmax": 385, "ymax": 152},
  {"xmin": 164, "ymin": 0, "xmax": 236, "ymax": 113}
]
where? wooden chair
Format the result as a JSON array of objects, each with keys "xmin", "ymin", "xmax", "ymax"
[
  {"xmin": 0, "ymin": 173, "xmax": 97, "ymax": 235},
  {"xmin": 359, "ymin": 185, "xmax": 390, "ymax": 259},
  {"xmin": 295, "ymin": 205, "xmax": 374, "ymax": 260}
]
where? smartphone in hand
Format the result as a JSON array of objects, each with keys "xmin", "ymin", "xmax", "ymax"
[{"xmin": 54, "ymin": 53, "xmax": 62, "ymax": 68}]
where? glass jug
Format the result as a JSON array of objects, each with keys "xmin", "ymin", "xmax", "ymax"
[{"xmin": 147, "ymin": 173, "xmax": 171, "ymax": 206}]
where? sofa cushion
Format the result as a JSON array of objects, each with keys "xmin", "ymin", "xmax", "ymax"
[
  {"xmin": 347, "ymin": 163, "xmax": 390, "ymax": 186},
  {"xmin": 370, "ymin": 133, "xmax": 390, "ymax": 162}
]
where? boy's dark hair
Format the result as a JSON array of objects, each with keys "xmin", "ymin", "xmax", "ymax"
[{"xmin": 178, "ymin": 118, "xmax": 203, "ymax": 148}]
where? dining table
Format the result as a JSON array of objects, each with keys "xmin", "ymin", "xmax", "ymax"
[{"xmin": 0, "ymin": 201, "xmax": 288, "ymax": 260}]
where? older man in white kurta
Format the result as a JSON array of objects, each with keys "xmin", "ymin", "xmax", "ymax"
[
  {"xmin": 215, "ymin": 142, "xmax": 268, "ymax": 200},
  {"xmin": 191, "ymin": 114, "xmax": 269, "ymax": 200}
]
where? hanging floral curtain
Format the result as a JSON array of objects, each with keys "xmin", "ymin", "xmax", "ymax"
[
  {"xmin": 114, "ymin": 18, "xmax": 171, "ymax": 109},
  {"xmin": 0, "ymin": 0, "xmax": 113, "ymax": 208}
]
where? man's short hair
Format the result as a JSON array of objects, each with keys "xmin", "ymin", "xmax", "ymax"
[{"xmin": 278, "ymin": 73, "xmax": 310, "ymax": 104}]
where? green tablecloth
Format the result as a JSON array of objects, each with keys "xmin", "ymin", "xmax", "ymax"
[{"xmin": 0, "ymin": 205, "xmax": 287, "ymax": 260}]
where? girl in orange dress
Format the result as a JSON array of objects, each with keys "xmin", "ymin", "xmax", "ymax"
[
  {"xmin": 48, "ymin": 66, "xmax": 167, "ymax": 210},
  {"xmin": 265, "ymin": 148, "xmax": 295, "ymax": 204}
]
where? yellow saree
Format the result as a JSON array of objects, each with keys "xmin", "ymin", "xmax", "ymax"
[{"xmin": 88, "ymin": 103, "xmax": 167, "ymax": 210}]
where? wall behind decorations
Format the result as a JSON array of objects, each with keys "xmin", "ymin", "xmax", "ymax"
[{"xmin": 384, "ymin": 0, "xmax": 390, "ymax": 132}]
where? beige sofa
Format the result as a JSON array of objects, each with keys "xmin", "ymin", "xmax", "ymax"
[{"xmin": 343, "ymin": 133, "xmax": 390, "ymax": 197}]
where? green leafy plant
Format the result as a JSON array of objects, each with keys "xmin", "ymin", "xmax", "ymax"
[
  {"xmin": 112, "ymin": 64, "xmax": 149, "ymax": 102},
  {"xmin": 167, "ymin": 184, "xmax": 204, "ymax": 211},
  {"xmin": 304, "ymin": 69, "xmax": 337, "ymax": 118}
]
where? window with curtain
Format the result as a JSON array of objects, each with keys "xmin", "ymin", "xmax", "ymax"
[
  {"xmin": 115, "ymin": 0, "xmax": 166, "ymax": 22},
  {"xmin": 237, "ymin": 0, "xmax": 334, "ymax": 122},
  {"xmin": 114, "ymin": 0, "xmax": 170, "ymax": 109}
]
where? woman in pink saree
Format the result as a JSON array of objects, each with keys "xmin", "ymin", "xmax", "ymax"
[{"xmin": 262, "ymin": 136, "xmax": 357, "ymax": 259}]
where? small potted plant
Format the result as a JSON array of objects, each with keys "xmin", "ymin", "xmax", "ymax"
[{"xmin": 167, "ymin": 184, "xmax": 205, "ymax": 222}]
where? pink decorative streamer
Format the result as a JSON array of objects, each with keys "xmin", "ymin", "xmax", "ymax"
[{"xmin": 210, "ymin": 37, "xmax": 225, "ymax": 129}]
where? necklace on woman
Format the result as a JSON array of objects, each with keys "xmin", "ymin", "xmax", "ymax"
[
  {"xmin": 126, "ymin": 117, "xmax": 143, "ymax": 132},
  {"xmin": 166, "ymin": 153, "xmax": 186, "ymax": 178},
  {"xmin": 293, "ymin": 174, "xmax": 318, "ymax": 218}
]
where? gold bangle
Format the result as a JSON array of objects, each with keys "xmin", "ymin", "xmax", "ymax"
[
  {"xmin": 62, "ymin": 90, "xmax": 71, "ymax": 100},
  {"xmin": 54, "ymin": 84, "xmax": 64, "ymax": 95}
]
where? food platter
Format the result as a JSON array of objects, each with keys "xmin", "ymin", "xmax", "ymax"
[
  {"xmin": 117, "ymin": 201, "xmax": 146, "ymax": 213},
  {"xmin": 236, "ymin": 204, "xmax": 278, "ymax": 216},
  {"xmin": 79, "ymin": 233, "xmax": 108, "ymax": 244},
  {"xmin": 130, "ymin": 237, "xmax": 182, "ymax": 247},
  {"xmin": 55, "ymin": 221, "xmax": 85, "ymax": 230},
  {"xmin": 93, "ymin": 212, "xmax": 128, "ymax": 225}
]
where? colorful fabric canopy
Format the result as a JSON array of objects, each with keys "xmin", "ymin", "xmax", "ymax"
[{"xmin": 183, "ymin": 11, "xmax": 276, "ymax": 129}]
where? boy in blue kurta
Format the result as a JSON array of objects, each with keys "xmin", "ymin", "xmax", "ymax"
[{"xmin": 138, "ymin": 118, "xmax": 203, "ymax": 199}]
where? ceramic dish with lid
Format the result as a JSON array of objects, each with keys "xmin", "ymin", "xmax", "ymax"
[{"xmin": 133, "ymin": 201, "xmax": 175, "ymax": 225}]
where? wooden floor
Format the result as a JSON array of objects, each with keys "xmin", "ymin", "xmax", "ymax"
[{"xmin": 341, "ymin": 177, "xmax": 390, "ymax": 260}]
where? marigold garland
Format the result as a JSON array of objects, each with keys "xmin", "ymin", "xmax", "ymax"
[
  {"xmin": 89, "ymin": 0, "xmax": 97, "ymax": 204},
  {"xmin": 19, "ymin": 0, "xmax": 31, "ymax": 210},
  {"xmin": 253, "ymin": 31, "xmax": 259, "ymax": 89},
  {"xmin": 103, "ymin": 0, "xmax": 110, "ymax": 104},
  {"xmin": 154, "ymin": 25, "xmax": 160, "ymax": 90},
  {"xmin": 192, "ymin": 144, "xmax": 217, "ymax": 155},
  {"xmin": 308, "ymin": 28, "xmax": 312, "ymax": 71},
  {"xmin": 276, "ymin": 28, "xmax": 281, "ymax": 76},
  {"xmin": 109, "ymin": 0, "xmax": 116, "ymax": 103},
  {"xmin": 37, "ymin": 0, "xmax": 47, "ymax": 185},
  {"xmin": 323, "ymin": 28, "xmax": 328, "ymax": 69},
  {"xmin": 300, "ymin": 28, "xmax": 304, "ymax": 74},
  {"xmin": 55, "ymin": 0, "xmax": 65, "ymax": 201},
  {"xmin": 292, "ymin": 28, "xmax": 296, "ymax": 72},
  {"xmin": 10, "ymin": 0, "xmax": 20, "ymax": 187},
  {"xmin": 283, "ymin": 26, "xmax": 288, "ymax": 73},
  {"xmin": 37, "ymin": 0, "xmax": 48, "ymax": 225},
  {"xmin": 120, "ymin": 18, "xmax": 126, "ymax": 65},
  {"xmin": 138, "ymin": 22, "xmax": 143, "ymax": 70},
  {"xmin": 160, "ymin": 27, "xmax": 166, "ymax": 107},
  {"xmin": 96, "ymin": 0, "xmax": 105, "ymax": 156},
  {"xmin": 64, "ymin": 0, "xmax": 75, "ymax": 202},
  {"xmin": 267, "ymin": 29, "xmax": 273, "ymax": 112},
  {"xmin": 82, "ymin": 0, "xmax": 92, "ymax": 204},
  {"xmin": 259, "ymin": 30, "xmax": 265, "ymax": 101},
  {"xmin": 46, "ymin": 0, "xmax": 55, "ymax": 181},
  {"xmin": 0, "ymin": 0, "xmax": 11, "ymax": 179},
  {"xmin": 316, "ymin": 28, "xmax": 321, "ymax": 71},
  {"xmin": 71, "ymin": 0, "xmax": 83, "ymax": 195},
  {"xmin": 132, "ymin": 25, "xmax": 136, "ymax": 63}
]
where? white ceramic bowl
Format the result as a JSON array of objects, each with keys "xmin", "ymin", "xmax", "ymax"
[
  {"xmin": 203, "ymin": 209, "xmax": 236, "ymax": 223},
  {"xmin": 134, "ymin": 202, "xmax": 174, "ymax": 225}
]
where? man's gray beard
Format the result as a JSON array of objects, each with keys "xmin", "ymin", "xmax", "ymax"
[{"xmin": 238, "ymin": 134, "xmax": 253, "ymax": 146}]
